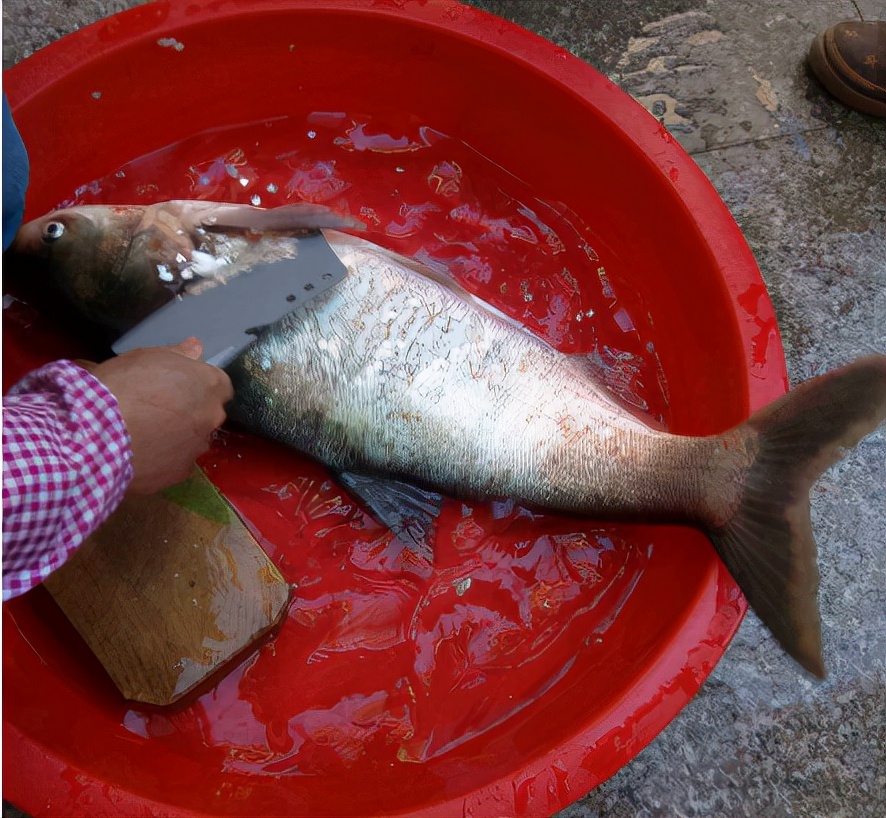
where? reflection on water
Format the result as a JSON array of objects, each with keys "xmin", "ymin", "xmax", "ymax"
[
  {"xmin": 67, "ymin": 112, "xmax": 667, "ymax": 774},
  {"xmin": 126, "ymin": 442, "xmax": 651, "ymax": 775}
]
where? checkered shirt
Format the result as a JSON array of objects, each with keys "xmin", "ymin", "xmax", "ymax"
[{"xmin": 2, "ymin": 360, "xmax": 132, "ymax": 600}]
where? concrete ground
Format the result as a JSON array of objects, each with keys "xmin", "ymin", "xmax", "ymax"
[{"xmin": 3, "ymin": 1, "xmax": 884, "ymax": 817}]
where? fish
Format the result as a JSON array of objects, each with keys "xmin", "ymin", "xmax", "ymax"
[{"xmin": 8, "ymin": 200, "xmax": 886, "ymax": 678}]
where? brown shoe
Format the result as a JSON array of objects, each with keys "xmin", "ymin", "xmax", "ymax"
[{"xmin": 808, "ymin": 20, "xmax": 886, "ymax": 118}]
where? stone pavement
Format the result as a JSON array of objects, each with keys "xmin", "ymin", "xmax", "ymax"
[{"xmin": 3, "ymin": 1, "xmax": 884, "ymax": 817}]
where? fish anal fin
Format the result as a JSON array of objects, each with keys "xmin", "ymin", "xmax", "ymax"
[{"xmin": 338, "ymin": 471, "xmax": 443, "ymax": 565}]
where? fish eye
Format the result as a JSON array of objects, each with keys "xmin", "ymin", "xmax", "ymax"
[{"xmin": 42, "ymin": 221, "xmax": 66, "ymax": 243}]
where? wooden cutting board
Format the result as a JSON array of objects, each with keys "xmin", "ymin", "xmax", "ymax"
[{"xmin": 44, "ymin": 468, "xmax": 291, "ymax": 706}]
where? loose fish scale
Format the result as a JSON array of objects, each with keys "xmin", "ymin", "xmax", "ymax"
[{"xmin": 231, "ymin": 232, "xmax": 717, "ymax": 518}]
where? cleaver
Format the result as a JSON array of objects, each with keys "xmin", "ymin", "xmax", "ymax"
[
  {"xmin": 112, "ymin": 231, "xmax": 348, "ymax": 366},
  {"xmin": 49, "ymin": 231, "xmax": 349, "ymax": 706}
]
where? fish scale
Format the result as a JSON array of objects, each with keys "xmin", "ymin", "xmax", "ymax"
[{"xmin": 232, "ymin": 233, "xmax": 669, "ymax": 509}]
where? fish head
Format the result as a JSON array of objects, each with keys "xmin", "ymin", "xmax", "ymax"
[
  {"xmin": 6, "ymin": 199, "xmax": 362, "ymax": 335},
  {"xmin": 11, "ymin": 205, "xmax": 111, "ymax": 271},
  {"xmin": 7, "ymin": 205, "xmax": 174, "ymax": 332}
]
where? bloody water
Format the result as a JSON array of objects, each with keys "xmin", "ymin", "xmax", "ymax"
[{"xmin": 50, "ymin": 114, "xmax": 669, "ymax": 773}]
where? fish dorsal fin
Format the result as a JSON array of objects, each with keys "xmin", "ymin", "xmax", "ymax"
[
  {"xmin": 189, "ymin": 202, "xmax": 365, "ymax": 234},
  {"xmin": 337, "ymin": 471, "xmax": 444, "ymax": 565}
]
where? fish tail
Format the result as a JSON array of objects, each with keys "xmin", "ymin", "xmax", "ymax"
[{"xmin": 705, "ymin": 354, "xmax": 886, "ymax": 677}]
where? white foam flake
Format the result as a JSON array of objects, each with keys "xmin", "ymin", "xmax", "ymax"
[
  {"xmin": 157, "ymin": 37, "xmax": 185, "ymax": 51},
  {"xmin": 187, "ymin": 250, "xmax": 229, "ymax": 277}
]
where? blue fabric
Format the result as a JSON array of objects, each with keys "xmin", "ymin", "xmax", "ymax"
[{"xmin": 3, "ymin": 93, "xmax": 30, "ymax": 251}]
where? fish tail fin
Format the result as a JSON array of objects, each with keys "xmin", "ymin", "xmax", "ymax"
[{"xmin": 705, "ymin": 354, "xmax": 886, "ymax": 677}]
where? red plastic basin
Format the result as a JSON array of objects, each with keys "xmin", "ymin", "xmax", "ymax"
[{"xmin": 2, "ymin": 1, "xmax": 787, "ymax": 816}]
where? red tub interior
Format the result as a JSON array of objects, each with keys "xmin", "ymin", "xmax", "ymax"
[{"xmin": 2, "ymin": 2, "xmax": 787, "ymax": 816}]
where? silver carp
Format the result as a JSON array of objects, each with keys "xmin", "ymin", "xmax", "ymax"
[{"xmin": 9, "ymin": 200, "xmax": 886, "ymax": 678}]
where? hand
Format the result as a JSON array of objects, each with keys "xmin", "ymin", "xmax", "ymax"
[{"xmin": 83, "ymin": 338, "xmax": 234, "ymax": 495}]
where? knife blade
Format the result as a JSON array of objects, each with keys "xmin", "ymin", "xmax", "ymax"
[{"xmin": 112, "ymin": 231, "xmax": 347, "ymax": 368}]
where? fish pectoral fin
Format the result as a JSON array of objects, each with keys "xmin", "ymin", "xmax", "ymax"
[
  {"xmin": 197, "ymin": 203, "xmax": 366, "ymax": 235},
  {"xmin": 338, "ymin": 471, "xmax": 443, "ymax": 565}
]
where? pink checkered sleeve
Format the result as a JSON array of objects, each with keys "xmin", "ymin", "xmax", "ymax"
[{"xmin": 2, "ymin": 360, "xmax": 133, "ymax": 600}]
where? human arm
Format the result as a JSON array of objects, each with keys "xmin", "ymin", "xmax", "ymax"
[{"xmin": 2, "ymin": 338, "xmax": 233, "ymax": 599}]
